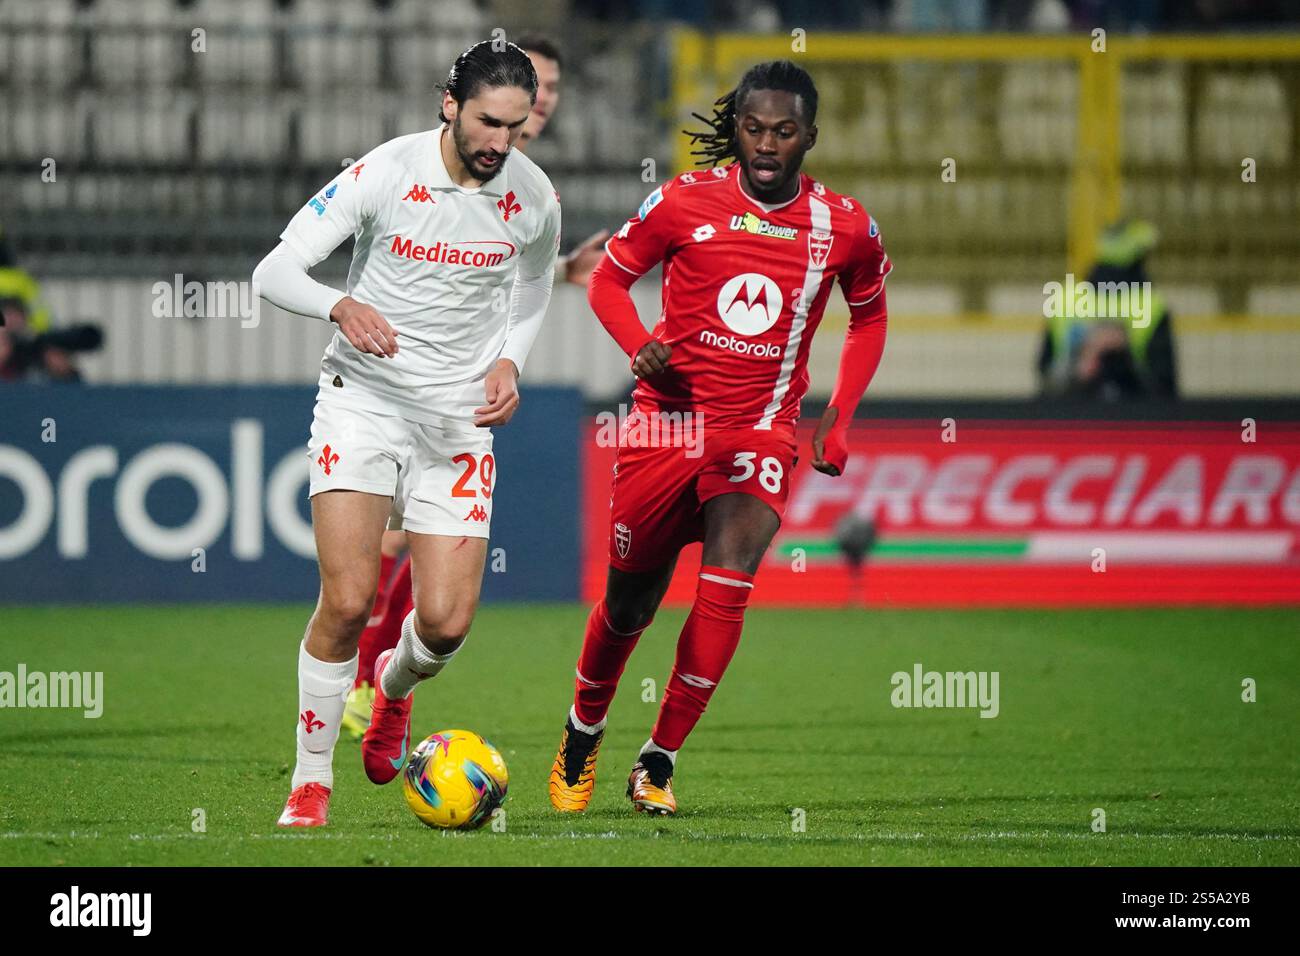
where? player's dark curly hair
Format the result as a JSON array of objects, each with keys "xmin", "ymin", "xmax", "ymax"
[
  {"xmin": 684, "ymin": 60, "xmax": 819, "ymax": 167},
  {"xmin": 437, "ymin": 39, "xmax": 538, "ymax": 124}
]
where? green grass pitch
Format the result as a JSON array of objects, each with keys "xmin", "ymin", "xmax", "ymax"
[{"xmin": 1, "ymin": 604, "xmax": 1297, "ymax": 866}]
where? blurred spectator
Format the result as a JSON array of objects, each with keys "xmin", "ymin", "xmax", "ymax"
[
  {"xmin": 1038, "ymin": 220, "xmax": 1177, "ymax": 401},
  {"xmin": 0, "ymin": 225, "xmax": 100, "ymax": 382},
  {"xmin": 896, "ymin": 0, "xmax": 989, "ymax": 31}
]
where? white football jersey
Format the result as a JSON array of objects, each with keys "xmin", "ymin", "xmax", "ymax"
[{"xmin": 280, "ymin": 127, "xmax": 562, "ymax": 425}]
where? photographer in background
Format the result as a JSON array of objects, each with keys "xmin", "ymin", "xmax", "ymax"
[
  {"xmin": 0, "ymin": 225, "xmax": 102, "ymax": 382},
  {"xmin": 1038, "ymin": 219, "xmax": 1177, "ymax": 401}
]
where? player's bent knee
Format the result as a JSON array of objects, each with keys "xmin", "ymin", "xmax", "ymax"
[
  {"xmin": 604, "ymin": 595, "xmax": 655, "ymax": 635},
  {"xmin": 320, "ymin": 589, "xmax": 377, "ymax": 637},
  {"xmin": 412, "ymin": 604, "xmax": 475, "ymax": 652}
]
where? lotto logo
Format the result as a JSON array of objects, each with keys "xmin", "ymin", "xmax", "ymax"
[
  {"xmin": 692, "ymin": 224, "xmax": 716, "ymax": 243},
  {"xmin": 317, "ymin": 444, "xmax": 339, "ymax": 475},
  {"xmin": 402, "ymin": 184, "xmax": 435, "ymax": 203},
  {"xmin": 464, "ymin": 505, "xmax": 489, "ymax": 522}
]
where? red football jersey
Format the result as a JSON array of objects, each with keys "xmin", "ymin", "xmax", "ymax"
[{"xmin": 603, "ymin": 162, "xmax": 891, "ymax": 430}]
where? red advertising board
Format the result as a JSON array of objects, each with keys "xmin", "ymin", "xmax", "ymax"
[{"xmin": 581, "ymin": 419, "xmax": 1300, "ymax": 607}]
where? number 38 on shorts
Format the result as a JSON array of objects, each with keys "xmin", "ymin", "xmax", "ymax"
[
  {"xmin": 693, "ymin": 426, "xmax": 798, "ymax": 516},
  {"xmin": 727, "ymin": 451, "xmax": 785, "ymax": 494}
]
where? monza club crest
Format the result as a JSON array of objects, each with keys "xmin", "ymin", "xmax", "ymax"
[
  {"xmin": 808, "ymin": 228, "xmax": 834, "ymax": 270},
  {"xmin": 614, "ymin": 522, "xmax": 632, "ymax": 559}
]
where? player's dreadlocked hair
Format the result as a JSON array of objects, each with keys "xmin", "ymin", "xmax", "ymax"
[
  {"xmin": 685, "ymin": 60, "xmax": 819, "ymax": 168},
  {"xmin": 438, "ymin": 39, "xmax": 538, "ymax": 124}
]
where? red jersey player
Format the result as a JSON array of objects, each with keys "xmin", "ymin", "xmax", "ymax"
[{"xmin": 548, "ymin": 60, "xmax": 891, "ymax": 815}]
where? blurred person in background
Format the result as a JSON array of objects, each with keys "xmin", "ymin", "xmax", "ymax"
[
  {"xmin": 1038, "ymin": 219, "xmax": 1177, "ymax": 401},
  {"xmin": 0, "ymin": 224, "xmax": 100, "ymax": 383},
  {"xmin": 340, "ymin": 33, "xmax": 609, "ymax": 739}
]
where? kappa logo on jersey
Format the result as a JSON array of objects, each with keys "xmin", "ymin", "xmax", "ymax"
[
  {"xmin": 614, "ymin": 522, "xmax": 632, "ymax": 558},
  {"xmin": 497, "ymin": 191, "xmax": 522, "ymax": 221},
  {"xmin": 402, "ymin": 184, "xmax": 436, "ymax": 203},
  {"xmin": 729, "ymin": 211, "xmax": 798, "ymax": 241},
  {"xmin": 308, "ymin": 182, "xmax": 339, "ymax": 216},
  {"xmin": 317, "ymin": 443, "xmax": 339, "ymax": 475},
  {"xmin": 464, "ymin": 504, "xmax": 489, "ymax": 523},
  {"xmin": 808, "ymin": 228, "xmax": 834, "ymax": 270},
  {"xmin": 389, "ymin": 235, "xmax": 516, "ymax": 268},
  {"xmin": 716, "ymin": 273, "xmax": 783, "ymax": 336},
  {"xmin": 637, "ymin": 186, "xmax": 665, "ymax": 221}
]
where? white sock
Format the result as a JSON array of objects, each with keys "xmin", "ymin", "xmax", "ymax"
[
  {"xmin": 292, "ymin": 642, "xmax": 357, "ymax": 790},
  {"xmin": 381, "ymin": 609, "xmax": 459, "ymax": 700},
  {"xmin": 569, "ymin": 705, "xmax": 606, "ymax": 736},
  {"xmin": 640, "ymin": 738, "xmax": 677, "ymax": 768}
]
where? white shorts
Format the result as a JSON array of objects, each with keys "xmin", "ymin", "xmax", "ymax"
[{"xmin": 306, "ymin": 399, "xmax": 495, "ymax": 538}]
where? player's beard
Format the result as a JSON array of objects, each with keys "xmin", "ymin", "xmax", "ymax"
[
  {"xmin": 742, "ymin": 154, "xmax": 802, "ymax": 203},
  {"xmin": 451, "ymin": 116, "xmax": 508, "ymax": 184}
]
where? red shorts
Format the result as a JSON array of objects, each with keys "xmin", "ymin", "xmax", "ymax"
[{"xmin": 606, "ymin": 419, "xmax": 798, "ymax": 572}]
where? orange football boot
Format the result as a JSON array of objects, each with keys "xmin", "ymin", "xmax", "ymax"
[
  {"xmin": 627, "ymin": 751, "xmax": 676, "ymax": 816},
  {"xmin": 548, "ymin": 717, "xmax": 604, "ymax": 812}
]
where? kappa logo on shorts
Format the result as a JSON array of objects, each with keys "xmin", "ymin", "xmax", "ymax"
[
  {"xmin": 614, "ymin": 522, "xmax": 632, "ymax": 559},
  {"xmin": 317, "ymin": 443, "xmax": 339, "ymax": 475},
  {"xmin": 464, "ymin": 505, "xmax": 489, "ymax": 523}
]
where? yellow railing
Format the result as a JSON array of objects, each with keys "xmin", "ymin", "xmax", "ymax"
[{"xmin": 671, "ymin": 31, "xmax": 1300, "ymax": 290}]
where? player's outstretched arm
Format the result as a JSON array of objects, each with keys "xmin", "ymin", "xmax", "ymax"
[
  {"xmin": 561, "ymin": 229, "xmax": 611, "ymax": 286},
  {"xmin": 252, "ymin": 244, "xmax": 398, "ymax": 357},
  {"xmin": 252, "ymin": 241, "xmax": 348, "ymax": 325},
  {"xmin": 587, "ymin": 255, "xmax": 659, "ymax": 371},
  {"xmin": 811, "ymin": 289, "xmax": 888, "ymax": 476}
]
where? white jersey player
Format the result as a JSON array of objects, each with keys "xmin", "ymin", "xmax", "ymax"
[{"xmin": 253, "ymin": 41, "xmax": 560, "ymax": 827}]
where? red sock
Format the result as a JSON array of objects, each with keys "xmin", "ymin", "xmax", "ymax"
[
  {"xmin": 572, "ymin": 599, "xmax": 651, "ymax": 727},
  {"xmin": 372, "ymin": 552, "xmax": 398, "ymax": 615},
  {"xmin": 357, "ymin": 554, "xmax": 412, "ymax": 685},
  {"xmin": 651, "ymin": 565, "xmax": 753, "ymax": 751}
]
